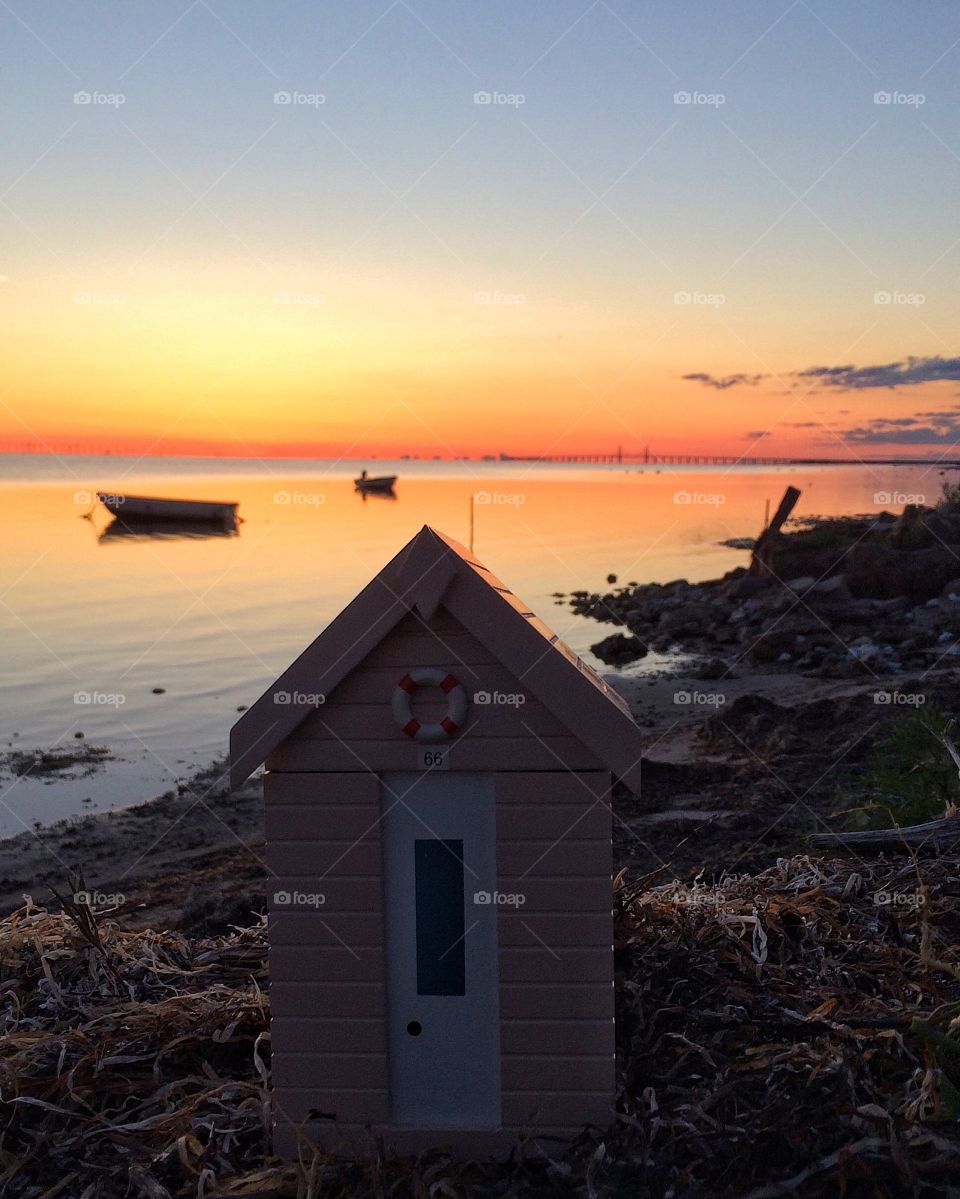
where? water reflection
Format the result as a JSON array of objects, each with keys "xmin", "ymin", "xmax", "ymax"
[
  {"xmin": 97, "ymin": 515, "xmax": 240, "ymax": 542},
  {"xmin": 0, "ymin": 460, "xmax": 941, "ymax": 833},
  {"xmin": 355, "ymin": 487, "xmax": 398, "ymax": 503}
]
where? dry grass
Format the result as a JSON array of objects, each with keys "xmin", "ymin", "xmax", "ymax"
[
  {"xmin": 2, "ymin": 854, "xmax": 959, "ymax": 1197},
  {"xmin": 615, "ymin": 854, "xmax": 960, "ymax": 1196}
]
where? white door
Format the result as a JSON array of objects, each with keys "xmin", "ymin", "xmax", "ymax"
[{"xmin": 381, "ymin": 771, "xmax": 501, "ymax": 1128}]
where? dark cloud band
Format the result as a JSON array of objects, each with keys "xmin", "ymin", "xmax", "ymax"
[{"xmin": 683, "ymin": 355, "xmax": 960, "ymax": 392}]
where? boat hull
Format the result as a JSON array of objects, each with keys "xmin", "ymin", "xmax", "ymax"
[
  {"xmin": 97, "ymin": 492, "xmax": 238, "ymax": 522},
  {"xmin": 354, "ymin": 476, "xmax": 397, "ymax": 493}
]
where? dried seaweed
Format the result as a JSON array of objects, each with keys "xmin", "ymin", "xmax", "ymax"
[
  {"xmin": 613, "ymin": 854, "xmax": 960, "ymax": 1196},
  {"xmin": 2, "ymin": 854, "xmax": 959, "ymax": 1197}
]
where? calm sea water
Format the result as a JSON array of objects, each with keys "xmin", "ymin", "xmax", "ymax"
[{"xmin": 0, "ymin": 454, "xmax": 949, "ymax": 836}]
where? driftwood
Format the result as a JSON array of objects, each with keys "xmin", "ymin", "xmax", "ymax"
[
  {"xmin": 810, "ymin": 814, "xmax": 960, "ymax": 850},
  {"xmin": 750, "ymin": 485, "xmax": 802, "ymax": 576}
]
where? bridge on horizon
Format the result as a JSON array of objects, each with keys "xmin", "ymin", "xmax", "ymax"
[{"xmin": 499, "ymin": 448, "xmax": 960, "ymax": 468}]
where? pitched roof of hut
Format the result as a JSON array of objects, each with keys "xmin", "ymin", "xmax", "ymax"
[{"xmin": 230, "ymin": 526, "xmax": 645, "ymax": 791}]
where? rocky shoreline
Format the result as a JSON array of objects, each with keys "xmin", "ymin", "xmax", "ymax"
[{"xmin": 572, "ymin": 500, "xmax": 960, "ymax": 678}]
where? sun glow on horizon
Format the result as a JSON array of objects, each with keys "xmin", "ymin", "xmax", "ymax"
[{"xmin": 4, "ymin": 1, "xmax": 960, "ymax": 461}]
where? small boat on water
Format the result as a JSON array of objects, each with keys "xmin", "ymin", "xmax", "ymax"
[
  {"xmin": 354, "ymin": 471, "xmax": 397, "ymax": 495},
  {"xmin": 96, "ymin": 492, "xmax": 239, "ymax": 523}
]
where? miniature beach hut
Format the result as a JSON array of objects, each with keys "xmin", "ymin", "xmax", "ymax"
[{"xmin": 230, "ymin": 526, "xmax": 645, "ymax": 1156}]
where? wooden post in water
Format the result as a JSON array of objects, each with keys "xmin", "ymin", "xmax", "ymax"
[{"xmin": 750, "ymin": 485, "xmax": 801, "ymax": 576}]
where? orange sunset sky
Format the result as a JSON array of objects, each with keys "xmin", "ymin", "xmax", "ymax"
[{"xmin": 3, "ymin": 1, "xmax": 960, "ymax": 460}]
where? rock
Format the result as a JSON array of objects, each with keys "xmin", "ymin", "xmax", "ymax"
[
  {"xmin": 783, "ymin": 576, "xmax": 815, "ymax": 595},
  {"xmin": 750, "ymin": 629, "xmax": 797, "ymax": 663},
  {"xmin": 727, "ymin": 574, "xmax": 773, "ymax": 600},
  {"xmin": 590, "ymin": 632, "xmax": 648, "ymax": 667},
  {"xmin": 848, "ymin": 642, "xmax": 879, "ymax": 662},
  {"xmin": 809, "ymin": 575, "xmax": 851, "ymax": 600},
  {"xmin": 660, "ymin": 603, "xmax": 710, "ymax": 637},
  {"xmin": 890, "ymin": 504, "xmax": 932, "ymax": 550},
  {"xmin": 923, "ymin": 512, "xmax": 960, "ymax": 543},
  {"xmin": 846, "ymin": 544, "xmax": 960, "ymax": 603},
  {"xmin": 696, "ymin": 657, "xmax": 731, "ymax": 680},
  {"xmin": 942, "ymin": 578, "xmax": 960, "ymax": 600}
]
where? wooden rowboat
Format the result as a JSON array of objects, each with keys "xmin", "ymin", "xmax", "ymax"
[
  {"xmin": 97, "ymin": 492, "xmax": 239, "ymax": 523},
  {"xmin": 354, "ymin": 472, "xmax": 397, "ymax": 494}
]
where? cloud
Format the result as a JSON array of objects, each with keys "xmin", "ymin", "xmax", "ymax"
[
  {"xmin": 682, "ymin": 354, "xmax": 960, "ymax": 393},
  {"xmin": 833, "ymin": 412, "xmax": 960, "ymax": 445},
  {"xmin": 681, "ymin": 371, "xmax": 765, "ymax": 390},
  {"xmin": 795, "ymin": 356, "xmax": 960, "ymax": 390},
  {"xmin": 744, "ymin": 430, "xmax": 770, "ymax": 439}
]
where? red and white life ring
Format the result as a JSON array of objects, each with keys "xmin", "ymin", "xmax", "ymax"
[{"xmin": 392, "ymin": 668, "xmax": 468, "ymax": 742}]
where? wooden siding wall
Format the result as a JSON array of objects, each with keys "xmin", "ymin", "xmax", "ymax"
[
  {"xmin": 265, "ymin": 609, "xmax": 605, "ymax": 775},
  {"xmin": 268, "ymin": 768, "xmax": 615, "ymax": 1151},
  {"xmin": 495, "ymin": 771, "xmax": 615, "ymax": 1130},
  {"xmin": 266, "ymin": 770, "xmax": 390, "ymax": 1141}
]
